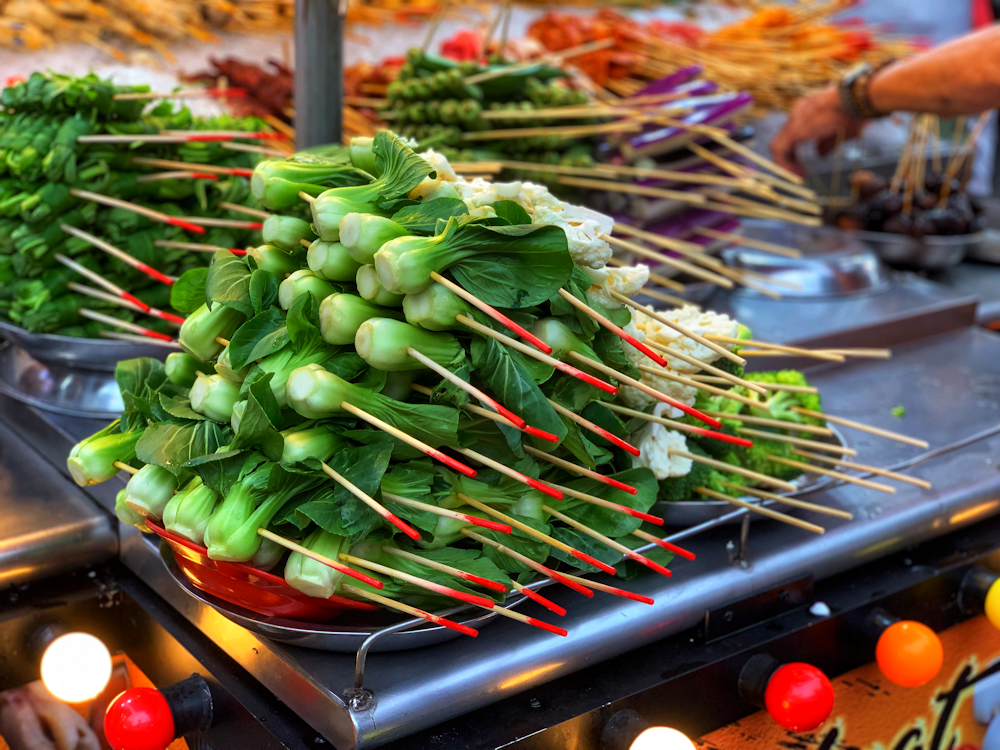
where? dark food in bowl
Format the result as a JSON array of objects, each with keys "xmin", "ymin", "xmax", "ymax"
[{"xmin": 826, "ymin": 170, "xmax": 985, "ymax": 238}]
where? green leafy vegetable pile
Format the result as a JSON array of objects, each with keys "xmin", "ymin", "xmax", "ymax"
[
  {"xmin": 0, "ymin": 72, "xmax": 272, "ymax": 336},
  {"xmin": 69, "ymin": 131, "xmax": 826, "ymax": 621}
]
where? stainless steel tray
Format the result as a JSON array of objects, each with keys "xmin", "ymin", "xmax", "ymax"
[
  {"xmin": 849, "ymin": 229, "xmax": 984, "ymax": 270},
  {"xmin": 656, "ymin": 425, "xmax": 844, "ymax": 525},
  {"xmin": 0, "ymin": 318, "xmax": 171, "ymax": 371},
  {"xmin": 160, "ymin": 543, "xmax": 505, "ymax": 653}
]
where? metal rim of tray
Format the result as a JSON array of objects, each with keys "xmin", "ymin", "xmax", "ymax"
[
  {"xmin": 0, "ymin": 318, "xmax": 174, "ymax": 371},
  {"xmin": 160, "ymin": 543, "xmax": 509, "ymax": 652},
  {"xmin": 656, "ymin": 424, "xmax": 846, "ymax": 524}
]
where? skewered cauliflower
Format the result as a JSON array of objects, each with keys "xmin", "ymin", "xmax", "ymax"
[
  {"xmin": 617, "ymin": 318, "xmax": 698, "ymax": 411},
  {"xmin": 629, "ymin": 305, "xmax": 738, "ymax": 373},
  {"xmin": 419, "ymin": 149, "xmax": 458, "ymax": 182},
  {"xmin": 632, "ymin": 407, "xmax": 693, "ymax": 480},
  {"xmin": 584, "ymin": 264, "xmax": 650, "ymax": 309}
]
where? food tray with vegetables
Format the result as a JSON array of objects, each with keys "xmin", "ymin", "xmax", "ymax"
[{"xmin": 67, "ymin": 132, "xmax": 927, "ymax": 648}]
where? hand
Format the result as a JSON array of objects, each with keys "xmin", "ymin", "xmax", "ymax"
[{"xmin": 770, "ymin": 85, "xmax": 865, "ymax": 174}]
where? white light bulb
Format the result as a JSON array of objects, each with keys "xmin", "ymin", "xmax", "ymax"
[
  {"xmin": 630, "ymin": 726, "xmax": 697, "ymax": 750},
  {"xmin": 40, "ymin": 632, "xmax": 112, "ymax": 703}
]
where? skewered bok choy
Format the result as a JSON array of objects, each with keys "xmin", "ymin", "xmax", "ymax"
[{"xmin": 69, "ymin": 132, "xmax": 841, "ymax": 627}]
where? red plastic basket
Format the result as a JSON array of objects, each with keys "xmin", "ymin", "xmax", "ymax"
[{"xmin": 146, "ymin": 520, "xmax": 378, "ymax": 622}]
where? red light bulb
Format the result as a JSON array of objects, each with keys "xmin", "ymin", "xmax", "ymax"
[
  {"xmin": 876, "ymin": 620, "xmax": 943, "ymax": 687},
  {"xmin": 104, "ymin": 687, "xmax": 175, "ymax": 750},
  {"xmin": 764, "ymin": 662, "xmax": 834, "ymax": 732}
]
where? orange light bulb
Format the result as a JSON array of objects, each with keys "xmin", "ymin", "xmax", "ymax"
[{"xmin": 875, "ymin": 620, "xmax": 943, "ymax": 687}]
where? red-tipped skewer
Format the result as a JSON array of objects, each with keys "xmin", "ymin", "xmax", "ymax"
[
  {"xmin": 61, "ymin": 224, "xmax": 178, "ymax": 285},
  {"xmin": 600, "ymin": 403, "xmax": 752, "ymax": 448},
  {"xmin": 130, "ymin": 156, "xmax": 255, "ymax": 178},
  {"xmin": 68, "ymin": 189, "xmax": 206, "ymax": 234},
  {"xmin": 410, "ymin": 383, "xmax": 558, "ymax": 444},
  {"xmin": 462, "ymin": 529, "xmax": 595, "ymax": 598},
  {"xmin": 547, "ymin": 398, "xmax": 640, "ymax": 457},
  {"xmin": 543, "ymin": 481, "xmax": 664, "ymax": 526},
  {"xmin": 342, "ymin": 584, "xmax": 479, "ymax": 637},
  {"xmin": 545, "ymin": 505, "xmax": 671, "ymax": 578},
  {"xmin": 632, "ymin": 529, "xmax": 696, "ymax": 561},
  {"xmin": 379, "ymin": 546, "xmax": 508, "ymax": 593},
  {"xmin": 256, "ymin": 528, "xmax": 384, "ymax": 588},
  {"xmin": 54, "ymin": 254, "xmax": 151, "ymax": 313},
  {"xmin": 432, "ymin": 272, "xmax": 553, "ymax": 354},
  {"xmin": 381, "ymin": 492, "xmax": 511, "ymax": 534},
  {"xmin": 154, "ymin": 239, "xmax": 247, "ymax": 256},
  {"xmin": 457, "ymin": 315, "xmax": 618, "ymax": 396},
  {"xmin": 181, "ymin": 216, "xmax": 264, "ymax": 230},
  {"xmin": 556, "ymin": 289, "xmax": 669, "ymax": 367},
  {"xmin": 341, "ymin": 402, "xmax": 476, "ymax": 478},
  {"xmin": 512, "ymin": 581, "xmax": 567, "ymax": 616},
  {"xmin": 340, "ymin": 554, "xmax": 497, "ymax": 609},
  {"xmin": 559, "ymin": 571, "xmax": 656, "ymax": 605},
  {"xmin": 320, "ymin": 462, "xmax": 421, "ymax": 541},
  {"xmin": 68, "ymin": 283, "xmax": 185, "ymax": 326},
  {"xmin": 524, "ymin": 446, "xmax": 638, "ymax": 495},
  {"xmin": 112, "ymin": 87, "xmax": 250, "ymax": 101},
  {"xmin": 453, "ymin": 448, "xmax": 562, "ymax": 500},
  {"xmin": 78, "ymin": 308, "xmax": 175, "ymax": 343},
  {"xmin": 135, "ymin": 171, "xmax": 219, "ymax": 183}
]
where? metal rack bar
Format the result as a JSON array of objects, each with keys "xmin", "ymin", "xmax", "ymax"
[{"xmin": 294, "ymin": 0, "xmax": 345, "ymax": 148}]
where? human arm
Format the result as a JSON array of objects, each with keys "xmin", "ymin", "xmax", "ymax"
[{"xmin": 772, "ymin": 24, "xmax": 1000, "ymax": 172}]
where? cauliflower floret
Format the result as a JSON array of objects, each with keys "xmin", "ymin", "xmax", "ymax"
[
  {"xmin": 618, "ymin": 319, "xmax": 696, "ymax": 412},
  {"xmin": 584, "ymin": 264, "xmax": 650, "ymax": 309},
  {"xmin": 409, "ymin": 178, "xmax": 460, "ymax": 202},
  {"xmin": 630, "ymin": 305, "xmax": 738, "ymax": 373},
  {"xmin": 516, "ymin": 182, "xmax": 613, "ymax": 269},
  {"xmin": 419, "ymin": 149, "xmax": 458, "ymax": 182},
  {"xmin": 632, "ymin": 415, "xmax": 692, "ymax": 480}
]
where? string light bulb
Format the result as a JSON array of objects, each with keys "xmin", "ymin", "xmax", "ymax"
[
  {"xmin": 630, "ymin": 727, "xmax": 696, "ymax": 750},
  {"xmin": 40, "ymin": 632, "xmax": 112, "ymax": 703}
]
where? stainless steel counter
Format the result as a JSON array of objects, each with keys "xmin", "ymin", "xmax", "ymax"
[
  {"xmin": 0, "ymin": 416, "xmax": 116, "ymax": 588},
  {"xmin": 14, "ymin": 324, "xmax": 998, "ymax": 749}
]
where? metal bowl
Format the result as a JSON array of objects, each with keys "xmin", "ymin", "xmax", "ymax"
[
  {"xmin": 656, "ymin": 425, "xmax": 845, "ymax": 525},
  {"xmin": 0, "ymin": 319, "xmax": 171, "ymax": 371},
  {"xmin": 848, "ymin": 229, "xmax": 984, "ymax": 270},
  {"xmin": 159, "ymin": 543, "xmax": 502, "ymax": 653}
]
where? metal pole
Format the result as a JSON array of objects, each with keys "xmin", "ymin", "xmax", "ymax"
[{"xmin": 294, "ymin": 0, "xmax": 344, "ymax": 149}]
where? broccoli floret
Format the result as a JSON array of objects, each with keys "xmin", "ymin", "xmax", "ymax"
[
  {"xmin": 657, "ymin": 444, "xmax": 716, "ymax": 501},
  {"xmin": 686, "ymin": 422, "xmax": 742, "ymax": 459},
  {"xmin": 710, "ymin": 356, "xmax": 745, "ymax": 379},
  {"xmin": 728, "ymin": 436, "xmax": 801, "ymax": 481}
]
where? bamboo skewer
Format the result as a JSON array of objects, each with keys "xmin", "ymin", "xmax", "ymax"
[
  {"xmin": 220, "ymin": 201, "xmax": 271, "ymax": 219},
  {"xmin": 456, "ymin": 314, "xmax": 617, "ymax": 395},
  {"xmin": 340, "ymin": 553, "xmax": 496, "ymax": 609},
  {"xmin": 113, "ymin": 88, "xmax": 249, "ymax": 101},
  {"xmin": 546, "ymin": 398, "xmax": 640, "ymax": 457},
  {"xmin": 453, "ymin": 450, "xmax": 563, "ymax": 501},
  {"xmin": 766, "ymin": 455, "xmax": 896, "ymax": 494},
  {"xmin": 511, "ymin": 581, "xmax": 567, "ymax": 617},
  {"xmin": 432, "ymin": 273, "xmax": 552, "ymax": 353},
  {"xmin": 67, "ymin": 283, "xmax": 183, "ymax": 326},
  {"xmin": 255, "ymin": 528, "xmax": 382, "ymax": 588},
  {"xmin": 342, "ymin": 584, "xmax": 478, "ymax": 637},
  {"xmin": 61, "ymin": 224, "xmax": 178, "ymax": 285},
  {"xmin": 130, "ymin": 156, "xmax": 254, "ymax": 177},
  {"xmin": 791, "ymin": 407, "xmax": 929, "ymax": 448},
  {"xmin": 100, "ymin": 331, "xmax": 181, "ymax": 348},
  {"xmin": 599, "ymin": 402, "xmax": 752, "ymax": 448},
  {"xmin": 700, "ymin": 411, "xmax": 834, "ymax": 436},
  {"xmin": 380, "ymin": 546, "xmax": 507, "ymax": 592},
  {"xmin": 135, "ymin": 171, "xmax": 219, "ymax": 183},
  {"xmin": 410, "ymin": 384, "xmax": 557, "ymax": 444},
  {"xmin": 78, "ymin": 308, "xmax": 175, "ymax": 343},
  {"xmin": 640, "ymin": 339, "xmax": 766, "ymax": 395},
  {"xmin": 636, "ymin": 365, "xmax": 763, "ymax": 411},
  {"xmin": 734, "ymin": 427, "xmax": 856, "ymax": 455},
  {"xmin": 689, "ymin": 375, "xmax": 816, "ymax": 394},
  {"xmin": 610, "ymin": 291, "xmax": 744, "ymax": 366},
  {"xmin": 320, "ymin": 462, "xmax": 421, "ymax": 540},
  {"xmin": 791, "ymin": 450, "xmax": 933, "ymax": 489},
  {"xmin": 559, "ymin": 175, "xmax": 706, "ymax": 205},
  {"xmin": 408, "ymin": 346, "xmax": 526, "ymax": 429},
  {"xmin": 542, "ymin": 481, "xmax": 664, "ymax": 526},
  {"xmin": 695, "ymin": 487, "xmax": 825, "ymax": 534},
  {"xmin": 462, "ymin": 529, "xmax": 593, "ymax": 598},
  {"xmin": 154, "ymin": 239, "xmax": 247, "ymax": 256},
  {"xmin": 705, "ymin": 334, "xmax": 844, "ymax": 362},
  {"xmin": 524, "ymin": 446, "xmax": 638, "ymax": 495},
  {"xmin": 672, "ymin": 449, "xmax": 797, "ymax": 492},
  {"xmin": 54, "ymin": 254, "xmax": 151, "ymax": 313},
  {"xmin": 490, "ymin": 158, "xmax": 746, "ymax": 188},
  {"xmin": 603, "ymin": 234, "xmax": 734, "ymax": 288},
  {"xmin": 181, "ymin": 217, "xmax": 264, "ymax": 230},
  {"xmin": 340, "ymin": 401, "xmax": 476, "ymax": 478},
  {"xmin": 544, "ymin": 505, "xmax": 671, "ymax": 578},
  {"xmin": 567, "ymin": 351, "xmax": 720, "ymax": 427},
  {"xmin": 459, "ymin": 495, "xmax": 617, "ymax": 575},
  {"xmin": 612, "ymin": 223, "xmax": 712, "ymax": 263},
  {"xmin": 813, "ymin": 348, "xmax": 892, "ymax": 359},
  {"xmin": 68, "ymin": 190, "xmax": 205, "ymax": 235},
  {"xmin": 691, "ymin": 227, "xmax": 803, "ymax": 259},
  {"xmin": 381, "ymin": 492, "xmax": 512, "ymax": 533},
  {"xmin": 557, "ymin": 288, "xmax": 671, "ymax": 366},
  {"xmin": 557, "ymin": 571, "xmax": 654, "ymax": 605},
  {"xmin": 467, "ymin": 121, "xmax": 642, "ymax": 142},
  {"xmin": 465, "ymin": 38, "xmax": 616, "ymax": 85},
  {"xmin": 637, "ymin": 286, "xmax": 693, "ymax": 309},
  {"xmin": 113, "ymin": 461, "xmax": 138, "ymax": 475},
  {"xmin": 475, "ymin": 596, "xmax": 568, "ymax": 636},
  {"xmin": 717, "ymin": 480, "xmax": 853, "ymax": 520},
  {"xmin": 631, "ymin": 529, "xmax": 696, "ymax": 560},
  {"xmin": 220, "ymin": 141, "xmax": 290, "ymax": 158}
]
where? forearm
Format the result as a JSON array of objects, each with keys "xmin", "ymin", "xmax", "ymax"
[{"xmin": 869, "ymin": 24, "xmax": 1000, "ymax": 117}]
